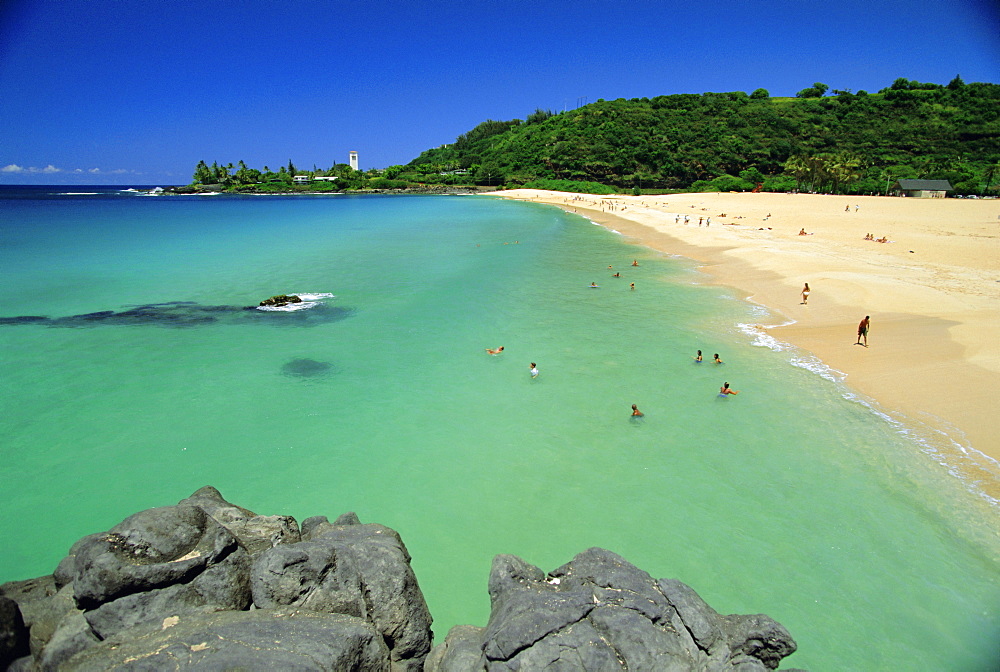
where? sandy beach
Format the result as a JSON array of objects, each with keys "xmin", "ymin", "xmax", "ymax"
[{"xmin": 491, "ymin": 189, "xmax": 1000, "ymax": 498}]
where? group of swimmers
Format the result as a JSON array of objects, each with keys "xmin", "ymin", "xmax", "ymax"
[
  {"xmin": 489, "ymin": 259, "xmax": 739, "ymax": 418},
  {"xmin": 694, "ymin": 349, "xmax": 724, "ymax": 364},
  {"xmin": 601, "ymin": 260, "xmax": 639, "ymax": 289},
  {"xmin": 632, "ymin": 349, "xmax": 737, "ymax": 417}
]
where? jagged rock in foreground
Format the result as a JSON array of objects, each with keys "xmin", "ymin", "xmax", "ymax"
[
  {"xmin": 425, "ymin": 548, "xmax": 801, "ymax": 672},
  {"xmin": 0, "ymin": 489, "xmax": 803, "ymax": 671},
  {"xmin": 57, "ymin": 609, "xmax": 391, "ymax": 671},
  {"xmin": 0, "ymin": 487, "xmax": 432, "ymax": 671}
]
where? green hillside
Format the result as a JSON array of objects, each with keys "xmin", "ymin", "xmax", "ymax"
[{"xmin": 401, "ymin": 77, "xmax": 1000, "ymax": 195}]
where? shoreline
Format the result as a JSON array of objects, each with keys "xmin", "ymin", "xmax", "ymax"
[{"xmin": 489, "ymin": 189, "xmax": 1000, "ymax": 502}]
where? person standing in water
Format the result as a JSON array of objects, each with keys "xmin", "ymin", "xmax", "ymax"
[
  {"xmin": 856, "ymin": 316, "xmax": 870, "ymax": 346},
  {"xmin": 694, "ymin": 350, "xmax": 703, "ymax": 363},
  {"xmin": 529, "ymin": 362, "xmax": 539, "ymax": 378},
  {"xmin": 719, "ymin": 382, "xmax": 739, "ymax": 395},
  {"xmin": 713, "ymin": 353, "xmax": 723, "ymax": 364},
  {"xmin": 801, "ymin": 283, "xmax": 810, "ymax": 305},
  {"xmin": 631, "ymin": 404, "xmax": 643, "ymax": 417}
]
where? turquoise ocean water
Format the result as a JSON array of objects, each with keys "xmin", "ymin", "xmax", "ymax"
[{"xmin": 1, "ymin": 187, "xmax": 997, "ymax": 670}]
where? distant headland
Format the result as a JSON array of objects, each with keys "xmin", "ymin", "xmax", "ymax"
[{"xmin": 183, "ymin": 76, "xmax": 999, "ymax": 199}]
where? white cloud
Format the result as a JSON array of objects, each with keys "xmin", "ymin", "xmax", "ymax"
[
  {"xmin": 1, "ymin": 164, "xmax": 63, "ymax": 173},
  {"xmin": 2, "ymin": 163, "xmax": 137, "ymax": 178}
]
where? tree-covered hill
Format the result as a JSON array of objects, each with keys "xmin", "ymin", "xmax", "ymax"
[{"xmin": 401, "ymin": 77, "xmax": 1000, "ymax": 195}]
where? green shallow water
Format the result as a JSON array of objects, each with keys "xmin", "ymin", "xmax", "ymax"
[{"xmin": 1, "ymin": 189, "xmax": 997, "ymax": 670}]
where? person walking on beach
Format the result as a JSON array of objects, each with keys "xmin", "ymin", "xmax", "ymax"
[
  {"xmin": 856, "ymin": 316, "xmax": 870, "ymax": 347},
  {"xmin": 801, "ymin": 283, "xmax": 810, "ymax": 305},
  {"xmin": 719, "ymin": 382, "xmax": 738, "ymax": 396},
  {"xmin": 529, "ymin": 362, "xmax": 539, "ymax": 378}
]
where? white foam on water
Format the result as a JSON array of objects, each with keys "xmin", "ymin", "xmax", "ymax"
[
  {"xmin": 59, "ymin": 192, "xmax": 100, "ymax": 196},
  {"xmin": 291, "ymin": 292, "xmax": 334, "ymax": 301},
  {"xmin": 737, "ymin": 321, "xmax": 794, "ymax": 352},
  {"xmin": 737, "ymin": 319, "xmax": 999, "ymax": 509},
  {"xmin": 256, "ymin": 302, "xmax": 318, "ymax": 312}
]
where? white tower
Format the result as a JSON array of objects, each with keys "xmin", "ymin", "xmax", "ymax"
[{"xmin": 349, "ymin": 151, "xmax": 358, "ymax": 171}]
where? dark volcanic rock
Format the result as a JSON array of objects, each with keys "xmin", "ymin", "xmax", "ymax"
[
  {"xmin": 259, "ymin": 294, "xmax": 302, "ymax": 307},
  {"xmin": 0, "ymin": 596, "xmax": 29, "ymax": 669},
  {"xmin": 179, "ymin": 485, "xmax": 301, "ymax": 558},
  {"xmin": 252, "ymin": 515, "xmax": 433, "ymax": 672},
  {"xmin": 60, "ymin": 608, "xmax": 390, "ymax": 671},
  {"xmin": 66, "ymin": 503, "xmax": 251, "ymax": 639},
  {"xmin": 426, "ymin": 547, "xmax": 799, "ymax": 671}
]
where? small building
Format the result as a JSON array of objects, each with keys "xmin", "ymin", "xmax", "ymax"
[
  {"xmin": 293, "ymin": 175, "xmax": 311, "ymax": 184},
  {"xmin": 349, "ymin": 151, "xmax": 359, "ymax": 171},
  {"xmin": 892, "ymin": 179, "xmax": 952, "ymax": 198}
]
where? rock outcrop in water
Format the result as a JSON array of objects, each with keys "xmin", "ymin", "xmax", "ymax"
[
  {"xmin": 258, "ymin": 294, "xmax": 302, "ymax": 307},
  {"xmin": 0, "ymin": 488, "xmax": 802, "ymax": 671}
]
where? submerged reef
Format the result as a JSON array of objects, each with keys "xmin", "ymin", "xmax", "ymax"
[
  {"xmin": 0, "ymin": 488, "xmax": 803, "ymax": 671},
  {"xmin": 0, "ymin": 300, "xmax": 351, "ymax": 328}
]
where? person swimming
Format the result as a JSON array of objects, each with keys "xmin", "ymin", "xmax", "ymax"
[
  {"xmin": 694, "ymin": 350, "xmax": 703, "ymax": 363},
  {"xmin": 719, "ymin": 382, "xmax": 738, "ymax": 395},
  {"xmin": 631, "ymin": 404, "xmax": 643, "ymax": 417},
  {"xmin": 713, "ymin": 353, "xmax": 723, "ymax": 364},
  {"xmin": 486, "ymin": 346, "xmax": 504, "ymax": 355}
]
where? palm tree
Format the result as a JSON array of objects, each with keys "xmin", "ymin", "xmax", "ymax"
[{"xmin": 982, "ymin": 162, "xmax": 1000, "ymax": 196}]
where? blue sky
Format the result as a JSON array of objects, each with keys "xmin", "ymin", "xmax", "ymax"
[{"xmin": 1, "ymin": 0, "xmax": 997, "ymax": 184}]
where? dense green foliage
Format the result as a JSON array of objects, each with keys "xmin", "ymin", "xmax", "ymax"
[
  {"xmin": 188, "ymin": 160, "xmax": 391, "ymax": 193},
  {"xmin": 400, "ymin": 78, "xmax": 1000, "ymax": 195}
]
